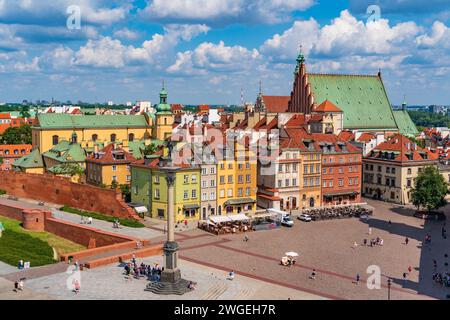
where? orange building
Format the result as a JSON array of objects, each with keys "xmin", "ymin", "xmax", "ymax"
[{"xmin": 0, "ymin": 144, "xmax": 32, "ymax": 171}]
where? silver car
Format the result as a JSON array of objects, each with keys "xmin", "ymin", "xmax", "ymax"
[{"xmin": 297, "ymin": 214, "xmax": 312, "ymax": 222}]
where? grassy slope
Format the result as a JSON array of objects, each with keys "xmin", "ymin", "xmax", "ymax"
[{"xmin": 0, "ymin": 216, "xmax": 85, "ymax": 267}]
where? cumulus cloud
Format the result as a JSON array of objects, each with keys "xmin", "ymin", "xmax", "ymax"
[
  {"xmin": 416, "ymin": 21, "xmax": 450, "ymax": 49},
  {"xmin": 59, "ymin": 24, "xmax": 210, "ymax": 69},
  {"xmin": 261, "ymin": 10, "xmax": 421, "ymax": 62},
  {"xmin": 140, "ymin": 0, "xmax": 315, "ymax": 24},
  {"xmin": 113, "ymin": 28, "xmax": 140, "ymax": 41},
  {"xmin": 167, "ymin": 41, "xmax": 261, "ymax": 75},
  {"xmin": 0, "ymin": 0, "xmax": 130, "ymax": 26}
]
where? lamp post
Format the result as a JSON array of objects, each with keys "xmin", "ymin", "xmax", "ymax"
[{"xmin": 387, "ymin": 278, "xmax": 391, "ymax": 300}]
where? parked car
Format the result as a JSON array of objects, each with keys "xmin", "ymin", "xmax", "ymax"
[
  {"xmin": 297, "ymin": 214, "xmax": 312, "ymax": 222},
  {"xmin": 281, "ymin": 215, "xmax": 294, "ymax": 227}
]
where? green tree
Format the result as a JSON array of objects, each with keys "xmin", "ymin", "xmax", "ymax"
[
  {"xmin": 120, "ymin": 184, "xmax": 131, "ymax": 202},
  {"xmin": 111, "ymin": 180, "xmax": 118, "ymax": 190},
  {"xmin": 411, "ymin": 166, "xmax": 448, "ymax": 213},
  {"xmin": 0, "ymin": 124, "xmax": 32, "ymax": 144},
  {"xmin": 144, "ymin": 144, "xmax": 158, "ymax": 156},
  {"xmin": 58, "ymin": 163, "xmax": 85, "ymax": 176}
]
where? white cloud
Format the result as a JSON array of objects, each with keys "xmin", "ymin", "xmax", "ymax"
[
  {"xmin": 416, "ymin": 21, "xmax": 450, "ymax": 49},
  {"xmin": 113, "ymin": 28, "xmax": 139, "ymax": 40},
  {"xmin": 141, "ymin": 0, "xmax": 315, "ymax": 24},
  {"xmin": 13, "ymin": 56, "xmax": 40, "ymax": 72},
  {"xmin": 168, "ymin": 41, "xmax": 261, "ymax": 75},
  {"xmin": 71, "ymin": 24, "xmax": 209, "ymax": 68}
]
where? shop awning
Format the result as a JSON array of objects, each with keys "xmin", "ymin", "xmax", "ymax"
[
  {"xmin": 133, "ymin": 206, "xmax": 148, "ymax": 214},
  {"xmin": 229, "ymin": 214, "xmax": 250, "ymax": 222},
  {"xmin": 209, "ymin": 215, "xmax": 232, "ymax": 224},
  {"xmin": 224, "ymin": 198, "xmax": 256, "ymax": 206},
  {"xmin": 183, "ymin": 204, "xmax": 200, "ymax": 210},
  {"xmin": 324, "ymin": 191, "xmax": 359, "ymax": 197}
]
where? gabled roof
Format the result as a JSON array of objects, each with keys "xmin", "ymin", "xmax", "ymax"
[
  {"xmin": 392, "ymin": 109, "xmax": 419, "ymax": 137},
  {"xmin": 314, "ymin": 100, "xmax": 342, "ymax": 113},
  {"xmin": 368, "ymin": 133, "xmax": 438, "ymax": 162},
  {"xmin": 308, "ymin": 73, "xmax": 397, "ymax": 130},
  {"xmin": 357, "ymin": 132, "xmax": 376, "ymax": 143},
  {"xmin": 261, "ymin": 96, "xmax": 290, "ymax": 113},
  {"xmin": 338, "ymin": 130, "xmax": 355, "ymax": 142},
  {"xmin": 14, "ymin": 148, "xmax": 43, "ymax": 168},
  {"xmin": 87, "ymin": 144, "xmax": 136, "ymax": 164},
  {"xmin": 42, "ymin": 141, "xmax": 86, "ymax": 163}
]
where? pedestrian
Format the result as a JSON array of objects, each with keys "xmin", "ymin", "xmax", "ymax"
[
  {"xmin": 310, "ymin": 269, "xmax": 316, "ymax": 280},
  {"xmin": 363, "ymin": 239, "xmax": 367, "ymax": 246},
  {"xmin": 243, "ymin": 234, "xmax": 249, "ymax": 242},
  {"xmin": 403, "ymin": 272, "xmax": 407, "ymax": 282},
  {"xmin": 18, "ymin": 260, "xmax": 24, "ymax": 270},
  {"xmin": 73, "ymin": 279, "xmax": 80, "ymax": 294},
  {"xmin": 88, "ymin": 217, "xmax": 93, "ymax": 224},
  {"xmin": 405, "ymin": 237, "xmax": 409, "ymax": 245},
  {"xmin": 353, "ymin": 241, "xmax": 358, "ymax": 249},
  {"xmin": 408, "ymin": 266, "xmax": 412, "ymax": 273},
  {"xmin": 368, "ymin": 227, "xmax": 372, "ymax": 235},
  {"xmin": 229, "ymin": 270, "xmax": 235, "ymax": 280},
  {"xmin": 184, "ymin": 219, "xmax": 188, "ymax": 228},
  {"xmin": 388, "ymin": 220, "xmax": 392, "ymax": 226},
  {"xmin": 356, "ymin": 274, "xmax": 360, "ymax": 285},
  {"xmin": 18, "ymin": 279, "xmax": 24, "ymax": 291},
  {"xmin": 74, "ymin": 260, "xmax": 79, "ymax": 271}
]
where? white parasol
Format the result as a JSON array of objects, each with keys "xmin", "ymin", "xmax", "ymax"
[{"xmin": 285, "ymin": 252, "xmax": 299, "ymax": 257}]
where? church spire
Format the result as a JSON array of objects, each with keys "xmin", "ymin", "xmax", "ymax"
[
  {"xmin": 294, "ymin": 44, "xmax": 305, "ymax": 75},
  {"xmin": 402, "ymin": 95, "xmax": 407, "ymax": 110}
]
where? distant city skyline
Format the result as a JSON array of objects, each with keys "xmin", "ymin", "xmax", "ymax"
[{"xmin": 0, "ymin": 0, "xmax": 449, "ymax": 105}]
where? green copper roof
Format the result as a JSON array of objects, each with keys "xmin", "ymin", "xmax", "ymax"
[
  {"xmin": 35, "ymin": 114, "xmax": 149, "ymax": 129},
  {"xmin": 14, "ymin": 149, "xmax": 43, "ymax": 168},
  {"xmin": 47, "ymin": 163, "xmax": 84, "ymax": 175},
  {"xmin": 43, "ymin": 141, "xmax": 86, "ymax": 163},
  {"xmin": 156, "ymin": 86, "xmax": 172, "ymax": 114},
  {"xmin": 392, "ymin": 109, "xmax": 419, "ymax": 137},
  {"xmin": 308, "ymin": 74, "xmax": 398, "ymax": 130}
]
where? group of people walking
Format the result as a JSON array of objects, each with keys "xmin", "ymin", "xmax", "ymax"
[{"xmin": 124, "ymin": 256, "xmax": 164, "ymax": 282}]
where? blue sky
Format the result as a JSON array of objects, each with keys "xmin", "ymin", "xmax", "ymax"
[{"xmin": 0, "ymin": 0, "xmax": 449, "ymax": 105}]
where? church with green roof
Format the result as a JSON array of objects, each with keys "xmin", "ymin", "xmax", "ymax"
[{"xmin": 288, "ymin": 50, "xmax": 417, "ymax": 135}]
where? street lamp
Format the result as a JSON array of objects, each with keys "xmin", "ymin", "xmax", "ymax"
[{"xmin": 387, "ymin": 278, "xmax": 392, "ymax": 300}]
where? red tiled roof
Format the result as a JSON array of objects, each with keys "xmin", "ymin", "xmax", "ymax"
[
  {"xmin": 0, "ymin": 144, "xmax": 32, "ymax": 158},
  {"xmin": 338, "ymin": 130, "xmax": 355, "ymax": 142},
  {"xmin": 171, "ymin": 104, "xmax": 183, "ymax": 111},
  {"xmin": 87, "ymin": 144, "xmax": 136, "ymax": 164},
  {"xmin": 357, "ymin": 132, "xmax": 375, "ymax": 143},
  {"xmin": 262, "ymin": 96, "xmax": 290, "ymax": 113},
  {"xmin": 314, "ymin": 100, "xmax": 342, "ymax": 113},
  {"xmin": 369, "ymin": 134, "xmax": 438, "ymax": 162},
  {"xmin": 198, "ymin": 105, "xmax": 210, "ymax": 112},
  {"xmin": 0, "ymin": 114, "xmax": 11, "ymax": 119}
]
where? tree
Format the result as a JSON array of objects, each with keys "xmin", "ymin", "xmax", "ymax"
[
  {"xmin": 0, "ymin": 124, "xmax": 32, "ymax": 144},
  {"xmin": 411, "ymin": 166, "xmax": 448, "ymax": 213},
  {"xmin": 111, "ymin": 180, "xmax": 118, "ymax": 190},
  {"xmin": 144, "ymin": 144, "xmax": 158, "ymax": 156},
  {"xmin": 120, "ymin": 184, "xmax": 131, "ymax": 202}
]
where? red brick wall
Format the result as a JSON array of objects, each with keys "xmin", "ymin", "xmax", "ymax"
[
  {"xmin": 44, "ymin": 217, "xmax": 135, "ymax": 247},
  {"xmin": 0, "ymin": 203, "xmax": 24, "ymax": 220},
  {"xmin": 0, "ymin": 171, "xmax": 139, "ymax": 219}
]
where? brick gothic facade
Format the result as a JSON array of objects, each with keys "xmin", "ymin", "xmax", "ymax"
[
  {"xmin": 0, "ymin": 171, "xmax": 139, "ymax": 219},
  {"xmin": 288, "ymin": 55, "xmax": 314, "ymax": 114}
]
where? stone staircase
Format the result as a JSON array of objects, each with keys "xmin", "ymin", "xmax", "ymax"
[
  {"xmin": 145, "ymin": 279, "xmax": 192, "ymax": 295},
  {"xmin": 200, "ymin": 282, "xmax": 228, "ymax": 300}
]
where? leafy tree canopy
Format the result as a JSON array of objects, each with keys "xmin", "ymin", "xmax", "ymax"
[
  {"xmin": 411, "ymin": 166, "xmax": 448, "ymax": 213},
  {"xmin": 0, "ymin": 124, "xmax": 32, "ymax": 144}
]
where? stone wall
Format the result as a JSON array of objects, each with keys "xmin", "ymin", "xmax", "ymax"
[
  {"xmin": 0, "ymin": 203, "xmax": 23, "ymax": 221},
  {"xmin": 0, "ymin": 171, "xmax": 139, "ymax": 220}
]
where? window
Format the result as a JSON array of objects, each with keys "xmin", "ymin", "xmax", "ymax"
[
  {"xmin": 386, "ymin": 167, "xmax": 390, "ymax": 174},
  {"xmin": 112, "ymin": 165, "xmax": 117, "ymax": 172},
  {"xmin": 323, "ymin": 168, "xmax": 327, "ymax": 174},
  {"xmin": 238, "ymin": 163, "xmax": 243, "ymax": 170},
  {"xmin": 126, "ymin": 175, "xmax": 131, "ymax": 182},
  {"xmin": 407, "ymin": 168, "xmax": 412, "ymax": 175},
  {"xmin": 323, "ymin": 181, "xmax": 327, "ymax": 188},
  {"xmin": 292, "ymin": 178, "xmax": 297, "ymax": 186},
  {"xmin": 210, "ymin": 180, "xmax": 215, "ymax": 187},
  {"xmin": 184, "ymin": 190, "xmax": 189, "ymax": 200},
  {"xmin": 246, "ymin": 187, "xmax": 251, "ymax": 196},
  {"xmin": 110, "ymin": 134, "xmax": 116, "ymax": 142},
  {"xmin": 155, "ymin": 189, "xmax": 160, "ymax": 199},
  {"xmin": 220, "ymin": 163, "xmax": 225, "ymax": 170},
  {"xmin": 227, "ymin": 189, "xmax": 233, "ymax": 197},
  {"xmin": 238, "ymin": 175, "xmax": 243, "ymax": 184},
  {"xmin": 316, "ymin": 177, "xmax": 320, "ymax": 186},
  {"xmin": 285, "ymin": 179, "xmax": 290, "ymax": 187},
  {"xmin": 192, "ymin": 190, "xmax": 197, "ymax": 199},
  {"xmin": 246, "ymin": 174, "xmax": 251, "ymax": 183},
  {"xmin": 52, "ymin": 135, "xmax": 59, "ymax": 145},
  {"xmin": 392, "ymin": 168, "xmax": 396, "ymax": 174},
  {"xmin": 310, "ymin": 177, "xmax": 314, "ymax": 187},
  {"xmin": 339, "ymin": 179, "xmax": 344, "ymax": 186},
  {"xmin": 304, "ymin": 165, "xmax": 308, "ymax": 174},
  {"xmin": 220, "ymin": 176, "xmax": 225, "ymax": 184},
  {"xmin": 112, "ymin": 176, "xmax": 117, "ymax": 182},
  {"xmin": 191, "ymin": 174, "xmax": 197, "ymax": 183},
  {"xmin": 210, "ymin": 167, "xmax": 216, "ymax": 174},
  {"xmin": 310, "ymin": 164, "xmax": 314, "ymax": 173},
  {"xmin": 316, "ymin": 164, "xmax": 320, "ymax": 173},
  {"xmin": 349, "ymin": 178, "xmax": 353, "ymax": 186},
  {"xmin": 228, "ymin": 175, "xmax": 233, "ymax": 184},
  {"xmin": 355, "ymin": 177, "xmax": 359, "ymax": 185},
  {"xmin": 184, "ymin": 175, "xmax": 189, "ymax": 184},
  {"xmin": 292, "ymin": 163, "xmax": 297, "ymax": 172},
  {"xmin": 339, "ymin": 168, "xmax": 343, "ymax": 174},
  {"xmin": 202, "ymin": 181, "xmax": 207, "ymax": 188},
  {"xmin": 285, "ymin": 164, "xmax": 291, "ymax": 173},
  {"xmin": 329, "ymin": 168, "xmax": 334, "ymax": 174},
  {"xmin": 228, "ymin": 163, "xmax": 233, "ymax": 169},
  {"xmin": 303, "ymin": 178, "xmax": 308, "ymax": 187},
  {"xmin": 407, "ymin": 179, "xmax": 412, "ymax": 187},
  {"xmin": 329, "ymin": 181, "xmax": 333, "ymax": 187},
  {"xmin": 220, "ymin": 189, "xmax": 225, "ymax": 198},
  {"xmin": 210, "ymin": 192, "xmax": 216, "ymax": 200},
  {"xmin": 202, "ymin": 168, "xmax": 207, "ymax": 175},
  {"xmin": 279, "ymin": 164, "xmax": 283, "ymax": 173},
  {"xmin": 154, "ymin": 175, "xmax": 160, "ymax": 183},
  {"xmin": 237, "ymin": 188, "xmax": 243, "ymax": 197},
  {"xmin": 126, "ymin": 165, "xmax": 130, "ymax": 171},
  {"xmin": 246, "ymin": 163, "xmax": 250, "ymax": 170},
  {"xmin": 349, "ymin": 166, "xmax": 353, "ymax": 173},
  {"xmin": 278, "ymin": 180, "xmax": 282, "ymax": 188},
  {"xmin": 128, "ymin": 133, "xmax": 135, "ymax": 142}
]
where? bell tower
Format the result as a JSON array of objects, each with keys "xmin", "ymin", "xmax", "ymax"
[{"xmin": 153, "ymin": 81, "xmax": 174, "ymax": 141}]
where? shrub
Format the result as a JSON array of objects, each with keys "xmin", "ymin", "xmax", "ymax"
[
  {"xmin": 59, "ymin": 205, "xmax": 145, "ymax": 228},
  {"xmin": 0, "ymin": 189, "xmax": 6, "ymax": 195}
]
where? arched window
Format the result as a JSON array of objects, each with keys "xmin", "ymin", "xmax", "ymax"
[
  {"xmin": 92, "ymin": 134, "xmax": 98, "ymax": 142},
  {"xmin": 164, "ymin": 117, "xmax": 167, "ymax": 125},
  {"xmin": 52, "ymin": 135, "xmax": 59, "ymax": 145},
  {"xmin": 110, "ymin": 134, "xmax": 116, "ymax": 142},
  {"xmin": 128, "ymin": 133, "xmax": 135, "ymax": 142}
]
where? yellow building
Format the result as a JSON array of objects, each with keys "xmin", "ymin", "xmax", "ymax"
[
  {"xmin": 86, "ymin": 144, "xmax": 136, "ymax": 187},
  {"xmin": 32, "ymin": 113, "xmax": 152, "ymax": 153},
  {"xmin": 13, "ymin": 149, "xmax": 45, "ymax": 174},
  {"xmin": 217, "ymin": 143, "xmax": 257, "ymax": 215}
]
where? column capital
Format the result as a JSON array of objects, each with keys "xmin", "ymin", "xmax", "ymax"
[{"xmin": 165, "ymin": 171, "xmax": 176, "ymax": 186}]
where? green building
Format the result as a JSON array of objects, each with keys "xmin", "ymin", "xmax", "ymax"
[{"xmin": 131, "ymin": 154, "xmax": 201, "ymax": 222}]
